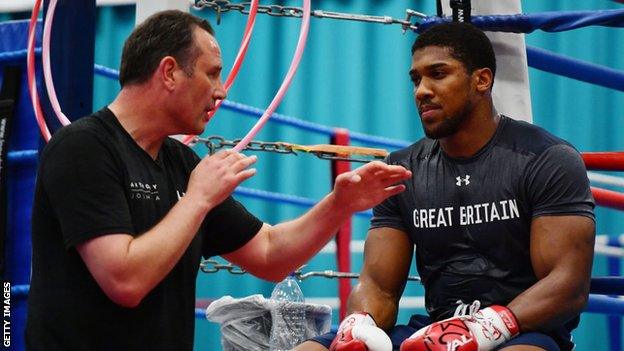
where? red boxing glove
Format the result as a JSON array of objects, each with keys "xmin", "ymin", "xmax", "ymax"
[
  {"xmin": 400, "ymin": 305, "xmax": 520, "ymax": 351},
  {"xmin": 330, "ymin": 312, "xmax": 392, "ymax": 351}
]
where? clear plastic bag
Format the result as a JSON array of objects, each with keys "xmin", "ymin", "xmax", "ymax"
[{"xmin": 205, "ymin": 294, "xmax": 332, "ymax": 351}]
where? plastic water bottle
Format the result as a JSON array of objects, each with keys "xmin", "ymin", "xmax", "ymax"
[{"xmin": 268, "ymin": 273, "xmax": 306, "ymax": 350}]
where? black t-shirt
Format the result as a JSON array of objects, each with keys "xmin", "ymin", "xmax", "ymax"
[
  {"xmin": 26, "ymin": 108, "xmax": 263, "ymax": 351},
  {"xmin": 371, "ymin": 116, "xmax": 594, "ymax": 344}
]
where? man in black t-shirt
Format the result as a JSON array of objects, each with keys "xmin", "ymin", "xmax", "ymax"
[
  {"xmin": 299, "ymin": 23, "xmax": 595, "ymax": 351},
  {"xmin": 25, "ymin": 11, "xmax": 412, "ymax": 351}
]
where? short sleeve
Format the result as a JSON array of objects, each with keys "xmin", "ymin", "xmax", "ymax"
[
  {"xmin": 524, "ymin": 144, "xmax": 595, "ymax": 220},
  {"xmin": 201, "ymin": 196, "xmax": 263, "ymax": 258},
  {"xmin": 370, "ymin": 153, "xmax": 409, "ymax": 232},
  {"xmin": 370, "ymin": 194, "xmax": 408, "ymax": 232},
  {"xmin": 40, "ymin": 131, "xmax": 134, "ymax": 248}
]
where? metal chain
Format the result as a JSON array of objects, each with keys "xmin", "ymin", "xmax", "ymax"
[
  {"xmin": 199, "ymin": 259, "xmax": 421, "ymax": 282},
  {"xmin": 296, "ymin": 269, "xmax": 421, "ymax": 282},
  {"xmin": 200, "ymin": 259, "xmax": 247, "ymax": 274},
  {"xmin": 197, "ymin": 136, "xmax": 297, "ymax": 155},
  {"xmin": 197, "ymin": 136, "xmax": 381, "ymax": 163},
  {"xmin": 194, "ymin": 0, "xmax": 427, "ymax": 32}
]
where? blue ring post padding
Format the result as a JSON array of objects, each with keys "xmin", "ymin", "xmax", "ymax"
[
  {"xmin": 1, "ymin": 67, "xmax": 21, "ymax": 285},
  {"xmin": 527, "ymin": 46, "xmax": 624, "ymax": 92},
  {"xmin": 1, "ymin": 19, "xmax": 44, "ymax": 351},
  {"xmin": 10, "ymin": 284, "xmax": 29, "ymax": 298},
  {"xmin": 418, "ymin": 9, "xmax": 624, "ymax": 33}
]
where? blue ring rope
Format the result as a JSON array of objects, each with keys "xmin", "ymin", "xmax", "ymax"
[
  {"xmin": 418, "ymin": 9, "xmax": 624, "ymax": 33},
  {"xmin": 0, "ymin": 48, "xmax": 40, "ymax": 64},
  {"xmin": 93, "ymin": 63, "xmax": 122, "ymax": 80},
  {"xmin": 235, "ymin": 186, "xmax": 373, "ymax": 219},
  {"xmin": 527, "ymin": 46, "xmax": 624, "ymax": 92},
  {"xmin": 589, "ymin": 276, "xmax": 624, "ymax": 295},
  {"xmin": 587, "ymin": 295, "xmax": 624, "ymax": 316}
]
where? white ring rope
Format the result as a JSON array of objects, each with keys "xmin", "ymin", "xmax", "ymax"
[
  {"xmin": 588, "ymin": 171, "xmax": 624, "ymax": 188},
  {"xmin": 322, "ymin": 238, "xmax": 624, "ymax": 258}
]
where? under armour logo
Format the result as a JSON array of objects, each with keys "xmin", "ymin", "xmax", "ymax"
[{"xmin": 456, "ymin": 175, "xmax": 470, "ymax": 186}]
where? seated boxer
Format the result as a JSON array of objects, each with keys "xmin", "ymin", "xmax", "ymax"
[{"xmin": 295, "ymin": 22, "xmax": 595, "ymax": 351}]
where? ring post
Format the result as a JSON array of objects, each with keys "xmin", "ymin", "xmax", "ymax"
[
  {"xmin": 1, "ymin": 19, "xmax": 43, "ymax": 351},
  {"xmin": 331, "ymin": 128, "xmax": 352, "ymax": 320}
]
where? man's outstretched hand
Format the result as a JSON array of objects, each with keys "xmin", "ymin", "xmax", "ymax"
[{"xmin": 332, "ymin": 161, "xmax": 411, "ymax": 213}]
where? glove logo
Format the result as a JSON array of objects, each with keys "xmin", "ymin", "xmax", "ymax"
[
  {"xmin": 498, "ymin": 310, "xmax": 516, "ymax": 331},
  {"xmin": 423, "ymin": 320, "xmax": 474, "ymax": 351},
  {"xmin": 473, "ymin": 315, "xmax": 502, "ymax": 341},
  {"xmin": 345, "ymin": 316, "xmax": 357, "ymax": 327},
  {"xmin": 445, "ymin": 336, "xmax": 472, "ymax": 351}
]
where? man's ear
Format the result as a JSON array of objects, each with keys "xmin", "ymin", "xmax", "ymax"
[
  {"xmin": 474, "ymin": 67, "xmax": 493, "ymax": 93},
  {"xmin": 158, "ymin": 56, "xmax": 178, "ymax": 91}
]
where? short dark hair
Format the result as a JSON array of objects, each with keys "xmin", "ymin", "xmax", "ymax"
[
  {"xmin": 412, "ymin": 22, "xmax": 496, "ymax": 80},
  {"xmin": 119, "ymin": 10, "xmax": 214, "ymax": 87}
]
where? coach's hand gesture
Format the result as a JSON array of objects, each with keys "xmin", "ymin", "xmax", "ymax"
[{"xmin": 332, "ymin": 161, "xmax": 411, "ymax": 213}]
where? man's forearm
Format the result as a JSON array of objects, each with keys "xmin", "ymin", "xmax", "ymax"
[
  {"xmin": 347, "ymin": 282, "xmax": 400, "ymax": 330},
  {"xmin": 265, "ymin": 191, "xmax": 355, "ymax": 275},
  {"xmin": 87, "ymin": 194, "xmax": 214, "ymax": 306},
  {"xmin": 507, "ymin": 267, "xmax": 590, "ymax": 331}
]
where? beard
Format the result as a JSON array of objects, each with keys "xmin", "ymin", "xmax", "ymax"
[{"xmin": 421, "ymin": 103, "xmax": 472, "ymax": 139}]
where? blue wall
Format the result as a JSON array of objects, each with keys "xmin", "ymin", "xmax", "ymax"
[{"xmin": 3, "ymin": 1, "xmax": 623, "ymax": 349}]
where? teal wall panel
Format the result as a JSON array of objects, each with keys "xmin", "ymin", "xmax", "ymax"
[{"xmin": 3, "ymin": 1, "xmax": 621, "ymax": 349}]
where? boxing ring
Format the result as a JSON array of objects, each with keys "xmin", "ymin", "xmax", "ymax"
[{"xmin": 2, "ymin": 0, "xmax": 624, "ymax": 350}]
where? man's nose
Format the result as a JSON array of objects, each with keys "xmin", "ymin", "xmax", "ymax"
[
  {"xmin": 415, "ymin": 79, "xmax": 433, "ymax": 102},
  {"xmin": 214, "ymin": 80, "xmax": 226, "ymax": 101}
]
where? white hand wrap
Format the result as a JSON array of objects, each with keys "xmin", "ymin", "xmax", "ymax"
[{"xmin": 331, "ymin": 312, "xmax": 392, "ymax": 351}]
